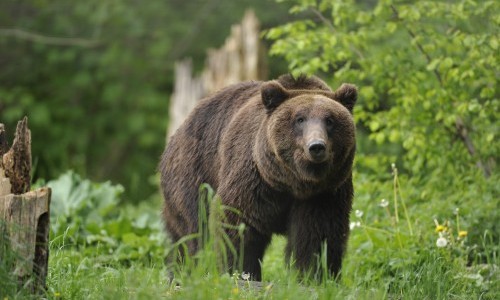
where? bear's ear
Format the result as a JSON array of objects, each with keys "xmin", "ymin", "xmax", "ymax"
[
  {"xmin": 333, "ymin": 83, "xmax": 357, "ymax": 113},
  {"xmin": 261, "ymin": 81, "xmax": 290, "ymax": 111}
]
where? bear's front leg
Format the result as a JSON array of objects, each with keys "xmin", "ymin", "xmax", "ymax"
[
  {"xmin": 217, "ymin": 177, "xmax": 272, "ymax": 281},
  {"xmin": 220, "ymin": 211, "xmax": 271, "ymax": 281},
  {"xmin": 240, "ymin": 226, "xmax": 271, "ymax": 281},
  {"xmin": 286, "ymin": 189, "xmax": 352, "ymax": 279}
]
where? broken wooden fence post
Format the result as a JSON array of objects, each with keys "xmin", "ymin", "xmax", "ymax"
[
  {"xmin": 167, "ymin": 10, "xmax": 268, "ymax": 139},
  {"xmin": 0, "ymin": 117, "xmax": 51, "ymax": 293}
]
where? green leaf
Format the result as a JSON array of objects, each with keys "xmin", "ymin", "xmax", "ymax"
[
  {"xmin": 426, "ymin": 58, "xmax": 441, "ymax": 71},
  {"xmin": 369, "ymin": 120, "xmax": 380, "ymax": 131},
  {"xmin": 441, "ymin": 57, "xmax": 453, "ymax": 69},
  {"xmin": 489, "ymin": 37, "xmax": 498, "ymax": 50},
  {"xmin": 386, "ymin": 22, "xmax": 397, "ymax": 33}
]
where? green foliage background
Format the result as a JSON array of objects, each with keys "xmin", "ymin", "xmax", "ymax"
[
  {"xmin": 266, "ymin": 0, "xmax": 499, "ymax": 275},
  {"xmin": 0, "ymin": 0, "xmax": 291, "ymax": 202},
  {"xmin": 267, "ymin": 0, "xmax": 498, "ymax": 178}
]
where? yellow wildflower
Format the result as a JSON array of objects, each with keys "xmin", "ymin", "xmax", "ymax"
[
  {"xmin": 435, "ymin": 225, "xmax": 447, "ymax": 233},
  {"xmin": 54, "ymin": 292, "xmax": 61, "ymax": 298},
  {"xmin": 458, "ymin": 231, "xmax": 468, "ymax": 238},
  {"xmin": 232, "ymin": 288, "xmax": 239, "ymax": 295}
]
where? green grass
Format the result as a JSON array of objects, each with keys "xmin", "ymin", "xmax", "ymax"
[
  {"xmin": 1, "ymin": 170, "xmax": 499, "ymax": 299},
  {"xmin": 40, "ymin": 233, "xmax": 498, "ymax": 299},
  {"xmin": 46, "ymin": 249, "xmax": 169, "ymax": 299}
]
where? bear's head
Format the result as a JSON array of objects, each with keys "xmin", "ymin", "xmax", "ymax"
[{"xmin": 257, "ymin": 77, "xmax": 357, "ymax": 196}]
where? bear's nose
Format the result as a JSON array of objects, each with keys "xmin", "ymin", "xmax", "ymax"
[{"xmin": 308, "ymin": 141, "xmax": 327, "ymax": 161}]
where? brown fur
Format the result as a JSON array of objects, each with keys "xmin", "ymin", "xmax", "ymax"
[{"xmin": 159, "ymin": 74, "xmax": 357, "ymax": 280}]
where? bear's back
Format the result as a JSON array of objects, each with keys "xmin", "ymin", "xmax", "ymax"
[
  {"xmin": 176, "ymin": 81, "xmax": 261, "ymax": 141},
  {"xmin": 160, "ymin": 81, "xmax": 262, "ymax": 197}
]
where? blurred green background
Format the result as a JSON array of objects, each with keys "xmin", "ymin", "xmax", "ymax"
[{"xmin": 0, "ymin": 0, "xmax": 293, "ymax": 202}]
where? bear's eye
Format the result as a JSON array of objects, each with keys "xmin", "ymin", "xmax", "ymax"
[
  {"xmin": 296, "ymin": 117, "xmax": 305, "ymax": 124},
  {"xmin": 326, "ymin": 118, "xmax": 334, "ymax": 126}
]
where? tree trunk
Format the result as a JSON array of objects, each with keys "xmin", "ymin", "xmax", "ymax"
[{"xmin": 0, "ymin": 117, "xmax": 51, "ymax": 293}]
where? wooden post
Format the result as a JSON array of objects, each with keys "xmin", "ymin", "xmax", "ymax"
[
  {"xmin": 168, "ymin": 59, "xmax": 205, "ymax": 139},
  {"xmin": 0, "ymin": 117, "xmax": 51, "ymax": 293},
  {"xmin": 167, "ymin": 10, "xmax": 268, "ymax": 139}
]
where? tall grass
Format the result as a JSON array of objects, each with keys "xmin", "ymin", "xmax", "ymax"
[
  {"xmin": 47, "ymin": 247, "xmax": 169, "ymax": 299},
  {"xmin": 0, "ymin": 223, "xmax": 20, "ymax": 298},
  {"xmin": 3, "ymin": 169, "xmax": 496, "ymax": 299},
  {"xmin": 0, "ymin": 221, "xmax": 44, "ymax": 299}
]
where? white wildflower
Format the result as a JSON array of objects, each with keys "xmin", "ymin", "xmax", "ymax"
[
  {"xmin": 436, "ymin": 237, "xmax": 448, "ymax": 248},
  {"xmin": 379, "ymin": 199, "xmax": 389, "ymax": 208},
  {"xmin": 349, "ymin": 221, "xmax": 361, "ymax": 230},
  {"xmin": 241, "ymin": 272, "xmax": 250, "ymax": 281},
  {"xmin": 355, "ymin": 210, "xmax": 363, "ymax": 218}
]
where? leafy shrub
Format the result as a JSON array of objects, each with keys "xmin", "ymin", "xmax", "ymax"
[{"xmin": 47, "ymin": 171, "xmax": 166, "ymax": 264}]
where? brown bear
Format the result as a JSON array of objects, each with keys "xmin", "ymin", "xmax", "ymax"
[{"xmin": 159, "ymin": 74, "xmax": 357, "ymax": 281}]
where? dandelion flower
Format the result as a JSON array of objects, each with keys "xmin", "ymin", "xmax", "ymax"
[
  {"xmin": 379, "ymin": 199, "xmax": 389, "ymax": 208},
  {"xmin": 355, "ymin": 210, "xmax": 363, "ymax": 218},
  {"xmin": 454, "ymin": 208, "xmax": 460, "ymax": 215},
  {"xmin": 241, "ymin": 272, "xmax": 250, "ymax": 280},
  {"xmin": 458, "ymin": 231, "xmax": 468, "ymax": 238},
  {"xmin": 435, "ymin": 225, "xmax": 447, "ymax": 233},
  {"xmin": 436, "ymin": 237, "xmax": 448, "ymax": 248}
]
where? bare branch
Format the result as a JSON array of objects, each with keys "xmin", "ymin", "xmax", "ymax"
[
  {"xmin": 0, "ymin": 28, "xmax": 100, "ymax": 48},
  {"xmin": 455, "ymin": 118, "xmax": 492, "ymax": 177},
  {"xmin": 310, "ymin": 8, "xmax": 336, "ymax": 32}
]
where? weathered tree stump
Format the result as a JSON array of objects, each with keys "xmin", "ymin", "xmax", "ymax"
[
  {"xmin": 167, "ymin": 10, "xmax": 268, "ymax": 139},
  {"xmin": 0, "ymin": 123, "xmax": 9, "ymax": 157},
  {"xmin": 2, "ymin": 117, "xmax": 31, "ymax": 194},
  {"xmin": 0, "ymin": 117, "xmax": 51, "ymax": 293}
]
